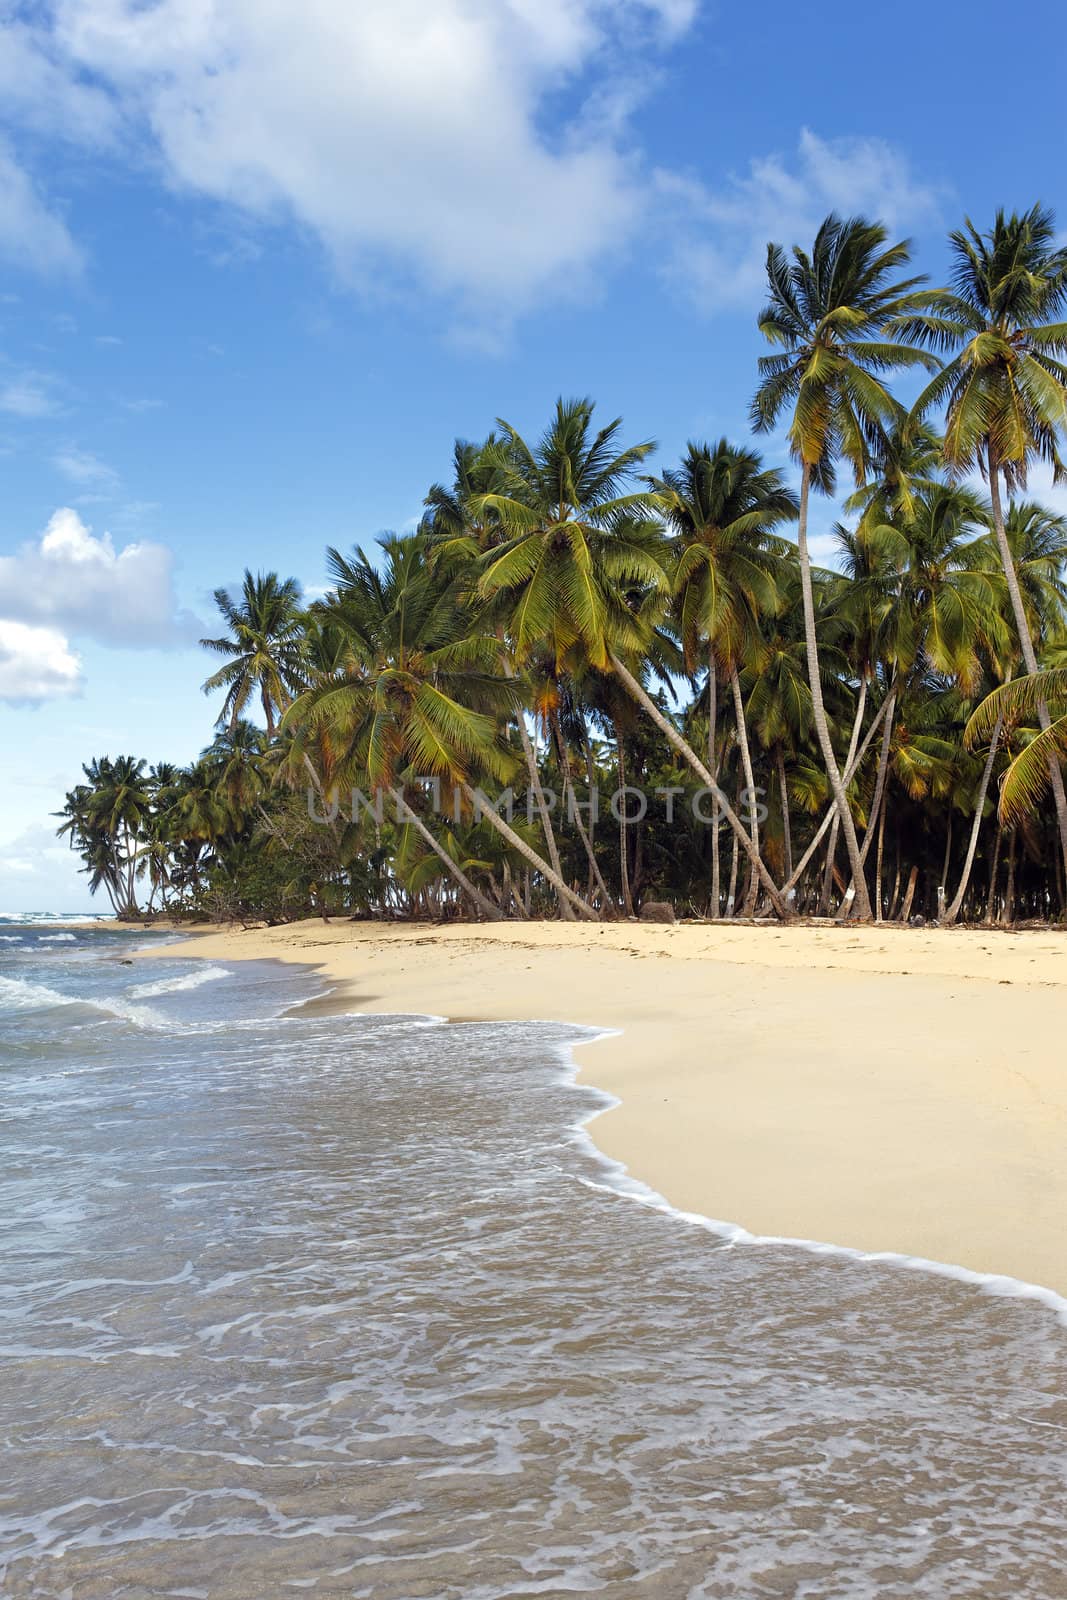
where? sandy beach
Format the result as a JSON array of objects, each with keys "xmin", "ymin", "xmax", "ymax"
[{"xmin": 146, "ymin": 919, "xmax": 1067, "ymax": 1297}]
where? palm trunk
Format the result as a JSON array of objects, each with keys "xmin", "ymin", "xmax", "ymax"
[
  {"xmin": 940, "ymin": 814, "xmax": 954, "ymax": 902},
  {"xmin": 988, "ymin": 457, "xmax": 1067, "ymax": 873},
  {"xmin": 615, "ymin": 725, "xmax": 635, "ymax": 917},
  {"xmin": 726, "ymin": 769, "xmax": 741, "ymax": 917},
  {"xmin": 501, "ymin": 654, "xmax": 578, "ymax": 921},
  {"xmin": 796, "ymin": 464, "xmax": 873, "ymax": 917},
  {"xmin": 551, "ymin": 710, "xmax": 612, "ymax": 913},
  {"xmin": 459, "ymin": 783, "xmax": 598, "ymax": 921},
  {"xmin": 516, "ymin": 712, "xmax": 575, "ymax": 921},
  {"xmin": 708, "ymin": 654, "xmax": 721, "ymax": 916},
  {"xmin": 899, "ymin": 864, "xmax": 919, "ymax": 923},
  {"xmin": 984, "ymin": 823, "xmax": 1005, "ymax": 925},
  {"xmin": 831, "ymin": 676, "xmax": 871, "ymax": 921},
  {"xmin": 780, "ymin": 691, "xmax": 893, "ymax": 896},
  {"xmin": 820, "ymin": 818, "xmax": 839, "ymax": 914},
  {"xmin": 400, "ymin": 802, "xmax": 503, "ymax": 921},
  {"xmin": 1000, "ymin": 828, "xmax": 1018, "ymax": 926},
  {"xmin": 730, "ymin": 666, "xmax": 761, "ymax": 916},
  {"xmin": 776, "ymin": 745, "xmax": 793, "ymax": 881},
  {"xmin": 944, "ymin": 715, "xmax": 1003, "ymax": 925},
  {"xmin": 875, "ymin": 787, "xmax": 888, "ymax": 921},
  {"xmin": 609, "ymin": 650, "xmax": 792, "ymax": 920},
  {"xmin": 857, "ymin": 684, "xmax": 896, "ymax": 869}
]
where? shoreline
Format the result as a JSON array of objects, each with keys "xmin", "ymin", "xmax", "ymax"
[{"xmin": 143, "ymin": 919, "xmax": 1067, "ymax": 1299}]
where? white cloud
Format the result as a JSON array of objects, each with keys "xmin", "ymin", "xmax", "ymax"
[
  {"xmin": 3, "ymin": 0, "xmax": 696, "ymax": 322},
  {"xmin": 52, "ymin": 445, "xmax": 120, "ymax": 492},
  {"xmin": 0, "ymin": 371, "xmax": 62, "ymax": 417},
  {"xmin": 0, "ymin": 137, "xmax": 83, "ymax": 275},
  {"xmin": 0, "ymin": 619, "xmax": 83, "ymax": 704},
  {"xmin": 0, "ymin": 507, "xmax": 200, "ymax": 647},
  {"xmin": 659, "ymin": 128, "xmax": 945, "ymax": 311}
]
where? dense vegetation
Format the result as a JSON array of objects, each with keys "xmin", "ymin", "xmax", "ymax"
[{"xmin": 58, "ymin": 208, "xmax": 1067, "ymax": 927}]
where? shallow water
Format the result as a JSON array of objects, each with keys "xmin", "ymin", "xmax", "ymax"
[{"xmin": 1, "ymin": 928, "xmax": 1066, "ymax": 1597}]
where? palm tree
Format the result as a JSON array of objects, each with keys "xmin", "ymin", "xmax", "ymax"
[
  {"xmin": 903, "ymin": 206, "xmax": 1067, "ymax": 867},
  {"xmin": 425, "ymin": 431, "xmax": 584, "ymax": 918},
  {"xmin": 476, "ymin": 398, "xmax": 792, "ymax": 918},
  {"xmin": 751, "ymin": 213, "xmax": 939, "ymax": 918},
  {"xmin": 287, "ymin": 534, "xmax": 596, "ymax": 920},
  {"xmin": 201, "ymin": 571, "xmax": 308, "ymax": 737},
  {"xmin": 966, "ymin": 667, "xmax": 1067, "ymax": 829},
  {"xmin": 55, "ymin": 755, "xmax": 153, "ymax": 916},
  {"xmin": 650, "ymin": 440, "xmax": 797, "ymax": 913}
]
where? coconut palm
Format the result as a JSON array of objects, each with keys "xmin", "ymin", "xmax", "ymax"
[
  {"xmin": 425, "ymin": 431, "xmax": 584, "ymax": 918},
  {"xmin": 476, "ymin": 399, "xmax": 792, "ymax": 918},
  {"xmin": 751, "ymin": 213, "xmax": 939, "ymax": 918},
  {"xmin": 966, "ymin": 667, "xmax": 1067, "ymax": 826},
  {"xmin": 902, "ymin": 206, "xmax": 1067, "ymax": 864},
  {"xmin": 287, "ymin": 534, "xmax": 596, "ymax": 920},
  {"xmin": 201, "ymin": 571, "xmax": 308, "ymax": 737},
  {"xmin": 650, "ymin": 439, "xmax": 797, "ymax": 912}
]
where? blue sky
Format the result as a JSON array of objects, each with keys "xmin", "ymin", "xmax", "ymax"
[{"xmin": 1, "ymin": 0, "xmax": 1064, "ymax": 910}]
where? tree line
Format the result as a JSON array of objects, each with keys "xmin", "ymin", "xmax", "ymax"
[{"xmin": 58, "ymin": 207, "xmax": 1067, "ymax": 927}]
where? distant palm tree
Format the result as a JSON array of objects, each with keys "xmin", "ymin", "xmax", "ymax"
[
  {"xmin": 751, "ymin": 213, "xmax": 938, "ymax": 918},
  {"xmin": 201, "ymin": 571, "xmax": 307, "ymax": 737},
  {"xmin": 903, "ymin": 206, "xmax": 1067, "ymax": 865},
  {"xmin": 55, "ymin": 755, "xmax": 152, "ymax": 916}
]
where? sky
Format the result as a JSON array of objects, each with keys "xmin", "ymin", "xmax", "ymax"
[{"xmin": 1, "ymin": 0, "xmax": 1065, "ymax": 910}]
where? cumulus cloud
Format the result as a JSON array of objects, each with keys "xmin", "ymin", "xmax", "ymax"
[
  {"xmin": 2, "ymin": 0, "xmax": 695, "ymax": 321},
  {"xmin": 0, "ymin": 138, "xmax": 83, "ymax": 275},
  {"xmin": 0, "ymin": 619, "xmax": 82, "ymax": 704},
  {"xmin": 659, "ymin": 128, "xmax": 946, "ymax": 311},
  {"xmin": 0, "ymin": 507, "xmax": 200, "ymax": 648}
]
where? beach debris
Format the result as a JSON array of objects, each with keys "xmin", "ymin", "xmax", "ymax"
[{"xmin": 639, "ymin": 901, "xmax": 676, "ymax": 923}]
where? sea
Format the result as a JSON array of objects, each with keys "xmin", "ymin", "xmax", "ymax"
[{"xmin": 1, "ymin": 917, "xmax": 1066, "ymax": 1597}]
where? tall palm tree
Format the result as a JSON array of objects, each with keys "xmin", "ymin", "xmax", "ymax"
[
  {"xmin": 650, "ymin": 440, "xmax": 797, "ymax": 913},
  {"xmin": 476, "ymin": 398, "xmax": 792, "ymax": 918},
  {"xmin": 201, "ymin": 571, "xmax": 308, "ymax": 737},
  {"xmin": 287, "ymin": 534, "xmax": 596, "ymax": 920},
  {"xmin": 425, "ymin": 431, "xmax": 583, "ymax": 918},
  {"xmin": 751, "ymin": 213, "xmax": 939, "ymax": 918},
  {"xmin": 902, "ymin": 206, "xmax": 1067, "ymax": 866}
]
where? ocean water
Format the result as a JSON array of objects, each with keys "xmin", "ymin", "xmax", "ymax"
[{"xmin": 1, "ymin": 928, "xmax": 1066, "ymax": 1598}]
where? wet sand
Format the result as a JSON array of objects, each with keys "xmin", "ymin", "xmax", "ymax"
[{"xmin": 145, "ymin": 919, "xmax": 1067, "ymax": 1296}]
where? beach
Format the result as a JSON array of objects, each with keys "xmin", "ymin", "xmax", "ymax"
[{"xmin": 146, "ymin": 919, "xmax": 1067, "ymax": 1298}]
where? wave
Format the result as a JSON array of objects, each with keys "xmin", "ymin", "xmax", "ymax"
[
  {"xmin": 0, "ymin": 912, "xmax": 95, "ymax": 925},
  {"xmin": 37, "ymin": 933, "xmax": 77, "ymax": 944},
  {"xmin": 0, "ymin": 935, "xmax": 24, "ymax": 943},
  {"xmin": 129, "ymin": 966, "xmax": 230, "ymax": 998},
  {"xmin": 0, "ymin": 975, "xmax": 163, "ymax": 1030}
]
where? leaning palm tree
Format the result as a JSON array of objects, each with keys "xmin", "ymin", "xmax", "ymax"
[
  {"xmin": 201, "ymin": 571, "xmax": 308, "ymax": 737},
  {"xmin": 476, "ymin": 399, "xmax": 792, "ymax": 918},
  {"xmin": 751, "ymin": 213, "xmax": 939, "ymax": 918},
  {"xmin": 650, "ymin": 440, "xmax": 797, "ymax": 913},
  {"xmin": 902, "ymin": 206, "xmax": 1067, "ymax": 865}
]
